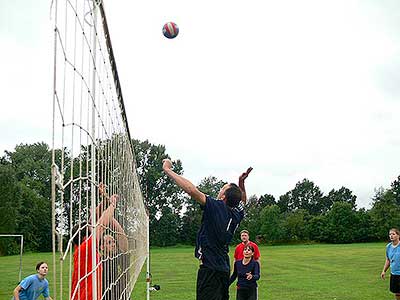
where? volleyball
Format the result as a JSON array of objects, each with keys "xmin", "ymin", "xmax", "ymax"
[{"xmin": 162, "ymin": 22, "xmax": 179, "ymax": 39}]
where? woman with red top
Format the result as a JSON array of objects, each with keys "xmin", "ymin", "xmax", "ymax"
[{"xmin": 70, "ymin": 195, "xmax": 118, "ymax": 300}]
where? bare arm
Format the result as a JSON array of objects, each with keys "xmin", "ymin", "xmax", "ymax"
[
  {"xmin": 96, "ymin": 195, "xmax": 118, "ymax": 240},
  {"xmin": 111, "ymin": 218, "xmax": 128, "ymax": 252},
  {"xmin": 239, "ymin": 167, "xmax": 253, "ymax": 204},
  {"xmin": 13, "ymin": 285, "xmax": 22, "ymax": 300},
  {"xmin": 381, "ymin": 258, "xmax": 390, "ymax": 279},
  {"xmin": 97, "ymin": 183, "xmax": 110, "ymax": 219},
  {"xmin": 162, "ymin": 159, "xmax": 206, "ymax": 205}
]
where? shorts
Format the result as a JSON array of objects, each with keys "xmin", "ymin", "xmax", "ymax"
[
  {"xmin": 236, "ymin": 286, "xmax": 258, "ymax": 300},
  {"xmin": 196, "ymin": 265, "xmax": 230, "ymax": 300},
  {"xmin": 390, "ymin": 274, "xmax": 400, "ymax": 294}
]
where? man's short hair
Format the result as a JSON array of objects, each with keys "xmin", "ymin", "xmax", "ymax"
[
  {"xmin": 225, "ymin": 183, "xmax": 242, "ymax": 208},
  {"xmin": 240, "ymin": 230, "xmax": 249, "ymax": 235},
  {"xmin": 36, "ymin": 261, "xmax": 46, "ymax": 271},
  {"xmin": 72, "ymin": 221, "xmax": 89, "ymax": 246}
]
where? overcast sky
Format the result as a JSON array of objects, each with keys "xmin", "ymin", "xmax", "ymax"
[{"xmin": 1, "ymin": 0, "xmax": 400, "ymax": 208}]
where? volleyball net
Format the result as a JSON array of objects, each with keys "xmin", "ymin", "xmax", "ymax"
[{"xmin": 51, "ymin": 0, "xmax": 148, "ymax": 299}]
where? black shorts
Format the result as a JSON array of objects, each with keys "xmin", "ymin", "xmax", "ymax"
[
  {"xmin": 390, "ymin": 274, "xmax": 400, "ymax": 294},
  {"xmin": 236, "ymin": 286, "xmax": 258, "ymax": 300},
  {"xmin": 196, "ymin": 265, "xmax": 230, "ymax": 300}
]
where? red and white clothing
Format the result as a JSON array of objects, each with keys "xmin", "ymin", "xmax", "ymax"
[
  {"xmin": 71, "ymin": 235, "xmax": 102, "ymax": 300},
  {"xmin": 234, "ymin": 241, "xmax": 261, "ymax": 261}
]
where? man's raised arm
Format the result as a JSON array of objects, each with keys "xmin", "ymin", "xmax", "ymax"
[
  {"xmin": 239, "ymin": 167, "xmax": 253, "ymax": 204},
  {"xmin": 162, "ymin": 159, "xmax": 206, "ymax": 205}
]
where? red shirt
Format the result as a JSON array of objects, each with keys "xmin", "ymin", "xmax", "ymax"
[
  {"xmin": 234, "ymin": 241, "xmax": 261, "ymax": 261},
  {"xmin": 71, "ymin": 235, "xmax": 102, "ymax": 300}
]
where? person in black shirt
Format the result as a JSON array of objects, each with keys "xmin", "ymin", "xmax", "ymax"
[
  {"xmin": 163, "ymin": 158, "xmax": 252, "ymax": 300},
  {"xmin": 229, "ymin": 245, "xmax": 260, "ymax": 300}
]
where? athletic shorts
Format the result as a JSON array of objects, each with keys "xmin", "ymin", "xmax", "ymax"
[
  {"xmin": 390, "ymin": 274, "xmax": 400, "ymax": 294},
  {"xmin": 236, "ymin": 286, "xmax": 258, "ymax": 300},
  {"xmin": 196, "ymin": 265, "xmax": 230, "ymax": 300}
]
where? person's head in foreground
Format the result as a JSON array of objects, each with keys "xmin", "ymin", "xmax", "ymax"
[
  {"xmin": 240, "ymin": 230, "xmax": 250, "ymax": 243},
  {"xmin": 217, "ymin": 183, "xmax": 242, "ymax": 207},
  {"xmin": 389, "ymin": 228, "xmax": 400, "ymax": 243},
  {"xmin": 101, "ymin": 234, "xmax": 117, "ymax": 256},
  {"xmin": 243, "ymin": 245, "xmax": 255, "ymax": 259},
  {"xmin": 36, "ymin": 262, "xmax": 49, "ymax": 278},
  {"xmin": 13, "ymin": 261, "xmax": 52, "ymax": 300}
]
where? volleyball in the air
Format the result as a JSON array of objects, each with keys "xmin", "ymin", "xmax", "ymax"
[{"xmin": 162, "ymin": 22, "xmax": 179, "ymax": 39}]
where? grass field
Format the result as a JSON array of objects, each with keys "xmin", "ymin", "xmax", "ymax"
[{"xmin": 0, "ymin": 243, "xmax": 392, "ymax": 300}]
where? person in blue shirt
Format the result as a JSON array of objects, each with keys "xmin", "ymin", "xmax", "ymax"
[
  {"xmin": 230, "ymin": 245, "xmax": 260, "ymax": 300},
  {"xmin": 13, "ymin": 262, "xmax": 52, "ymax": 300},
  {"xmin": 382, "ymin": 228, "xmax": 400, "ymax": 300},
  {"xmin": 163, "ymin": 158, "xmax": 252, "ymax": 300}
]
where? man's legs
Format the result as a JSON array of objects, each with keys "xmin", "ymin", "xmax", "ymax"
[
  {"xmin": 236, "ymin": 287, "xmax": 257, "ymax": 300},
  {"xmin": 391, "ymin": 275, "xmax": 400, "ymax": 300},
  {"xmin": 196, "ymin": 266, "xmax": 229, "ymax": 300}
]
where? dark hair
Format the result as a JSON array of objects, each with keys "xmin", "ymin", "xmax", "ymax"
[
  {"xmin": 224, "ymin": 183, "xmax": 242, "ymax": 208},
  {"xmin": 36, "ymin": 261, "xmax": 47, "ymax": 271},
  {"xmin": 72, "ymin": 222, "xmax": 89, "ymax": 246},
  {"xmin": 244, "ymin": 245, "xmax": 255, "ymax": 253}
]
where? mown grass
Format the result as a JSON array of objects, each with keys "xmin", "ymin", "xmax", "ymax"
[{"xmin": 0, "ymin": 243, "xmax": 391, "ymax": 300}]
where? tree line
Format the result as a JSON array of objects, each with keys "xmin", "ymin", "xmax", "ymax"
[{"xmin": 0, "ymin": 140, "xmax": 399, "ymax": 255}]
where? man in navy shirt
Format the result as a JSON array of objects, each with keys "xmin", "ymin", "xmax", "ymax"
[{"xmin": 163, "ymin": 159, "xmax": 252, "ymax": 300}]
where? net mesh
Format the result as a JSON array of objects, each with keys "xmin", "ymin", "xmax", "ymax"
[{"xmin": 51, "ymin": 1, "xmax": 148, "ymax": 299}]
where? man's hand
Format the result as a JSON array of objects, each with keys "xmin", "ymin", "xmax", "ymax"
[
  {"xmin": 381, "ymin": 271, "xmax": 386, "ymax": 280},
  {"xmin": 110, "ymin": 195, "xmax": 119, "ymax": 207},
  {"xmin": 246, "ymin": 272, "xmax": 253, "ymax": 280},
  {"xmin": 239, "ymin": 167, "xmax": 252, "ymax": 204},
  {"xmin": 162, "ymin": 158, "xmax": 206, "ymax": 205},
  {"xmin": 163, "ymin": 159, "xmax": 173, "ymax": 171},
  {"xmin": 239, "ymin": 167, "xmax": 253, "ymax": 183},
  {"xmin": 99, "ymin": 182, "xmax": 106, "ymax": 196}
]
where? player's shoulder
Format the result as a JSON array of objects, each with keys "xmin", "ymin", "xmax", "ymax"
[
  {"xmin": 250, "ymin": 241, "xmax": 259, "ymax": 248},
  {"xmin": 27, "ymin": 274, "xmax": 38, "ymax": 281},
  {"xmin": 235, "ymin": 242, "xmax": 243, "ymax": 250},
  {"xmin": 20, "ymin": 274, "xmax": 36, "ymax": 286}
]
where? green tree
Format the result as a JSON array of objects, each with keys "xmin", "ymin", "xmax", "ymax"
[
  {"xmin": 258, "ymin": 193, "xmax": 276, "ymax": 208},
  {"xmin": 237, "ymin": 195, "xmax": 262, "ymax": 243},
  {"xmin": 283, "ymin": 209, "xmax": 310, "ymax": 241},
  {"xmin": 325, "ymin": 187, "xmax": 357, "ymax": 212},
  {"xmin": 0, "ymin": 163, "xmax": 22, "ymax": 255},
  {"xmin": 151, "ymin": 206, "xmax": 181, "ymax": 246},
  {"xmin": 259, "ymin": 205, "xmax": 284, "ymax": 243},
  {"xmin": 278, "ymin": 179, "xmax": 326, "ymax": 215},
  {"xmin": 5, "ymin": 143, "xmax": 52, "ymax": 199},
  {"xmin": 306, "ymin": 215, "xmax": 328, "ymax": 242},
  {"xmin": 133, "ymin": 139, "xmax": 186, "ymax": 246},
  {"xmin": 369, "ymin": 188, "xmax": 400, "ymax": 240},
  {"xmin": 389, "ymin": 175, "xmax": 400, "ymax": 205},
  {"xmin": 354, "ymin": 208, "xmax": 375, "ymax": 242},
  {"xmin": 325, "ymin": 202, "xmax": 358, "ymax": 243},
  {"xmin": 2, "ymin": 143, "xmax": 53, "ymax": 252}
]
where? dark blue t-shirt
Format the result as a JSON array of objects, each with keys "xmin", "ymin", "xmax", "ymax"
[
  {"xmin": 195, "ymin": 196, "xmax": 244, "ymax": 272},
  {"xmin": 229, "ymin": 259, "xmax": 260, "ymax": 288}
]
